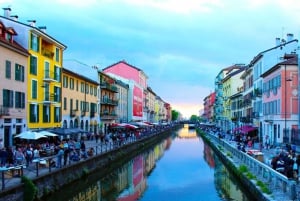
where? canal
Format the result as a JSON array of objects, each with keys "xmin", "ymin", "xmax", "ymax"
[{"xmin": 45, "ymin": 125, "xmax": 254, "ymax": 201}]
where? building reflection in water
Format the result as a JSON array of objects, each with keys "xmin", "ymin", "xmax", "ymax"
[
  {"xmin": 203, "ymin": 143, "xmax": 251, "ymax": 201},
  {"xmin": 46, "ymin": 127, "xmax": 253, "ymax": 201}
]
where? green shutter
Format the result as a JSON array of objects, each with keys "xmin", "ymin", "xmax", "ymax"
[
  {"xmin": 5, "ymin": 60, "xmax": 11, "ymax": 78},
  {"xmin": 32, "ymin": 80, "xmax": 37, "ymax": 99}
]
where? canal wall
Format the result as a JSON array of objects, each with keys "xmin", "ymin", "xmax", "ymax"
[
  {"xmin": 0, "ymin": 125, "xmax": 181, "ymax": 201},
  {"xmin": 197, "ymin": 129, "xmax": 270, "ymax": 201}
]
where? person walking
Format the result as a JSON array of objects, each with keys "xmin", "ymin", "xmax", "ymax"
[{"xmin": 56, "ymin": 147, "xmax": 64, "ymax": 168}]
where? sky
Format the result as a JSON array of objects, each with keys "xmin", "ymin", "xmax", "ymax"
[{"xmin": 1, "ymin": 0, "xmax": 300, "ymax": 118}]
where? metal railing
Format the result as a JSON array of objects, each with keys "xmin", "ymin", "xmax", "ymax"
[{"xmin": 206, "ymin": 132, "xmax": 296, "ymax": 201}]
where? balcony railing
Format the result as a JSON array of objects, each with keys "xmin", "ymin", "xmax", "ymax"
[
  {"xmin": 42, "ymin": 48, "xmax": 54, "ymax": 59},
  {"xmin": 100, "ymin": 82, "xmax": 118, "ymax": 93},
  {"xmin": 70, "ymin": 110, "xmax": 77, "ymax": 117},
  {"xmin": 100, "ymin": 98, "xmax": 118, "ymax": 105},
  {"xmin": 0, "ymin": 105, "xmax": 9, "ymax": 116}
]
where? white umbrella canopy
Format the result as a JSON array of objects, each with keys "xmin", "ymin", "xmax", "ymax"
[
  {"xmin": 39, "ymin": 130, "xmax": 58, "ymax": 137},
  {"xmin": 15, "ymin": 131, "xmax": 48, "ymax": 140}
]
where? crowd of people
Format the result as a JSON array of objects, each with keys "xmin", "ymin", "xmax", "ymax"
[
  {"xmin": 0, "ymin": 123, "xmax": 175, "ymax": 170},
  {"xmin": 198, "ymin": 123, "xmax": 300, "ymax": 181}
]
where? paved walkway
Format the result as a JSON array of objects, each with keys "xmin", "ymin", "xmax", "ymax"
[{"xmin": 0, "ymin": 139, "xmax": 109, "ymax": 192}]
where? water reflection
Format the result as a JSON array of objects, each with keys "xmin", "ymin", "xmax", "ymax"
[{"xmin": 46, "ymin": 127, "xmax": 253, "ymax": 201}]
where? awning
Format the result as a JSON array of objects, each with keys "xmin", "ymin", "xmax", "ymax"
[{"xmin": 233, "ymin": 125, "xmax": 257, "ymax": 134}]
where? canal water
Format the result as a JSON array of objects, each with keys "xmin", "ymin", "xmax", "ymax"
[{"xmin": 45, "ymin": 125, "xmax": 254, "ymax": 201}]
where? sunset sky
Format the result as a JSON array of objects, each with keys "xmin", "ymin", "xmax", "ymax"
[{"xmin": 1, "ymin": 0, "xmax": 300, "ymax": 118}]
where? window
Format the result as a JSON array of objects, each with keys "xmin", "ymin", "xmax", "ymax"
[
  {"xmin": 55, "ymin": 47, "xmax": 60, "ymax": 62},
  {"xmin": 63, "ymin": 97, "xmax": 67, "ymax": 110},
  {"xmin": 54, "ymin": 107, "xmax": 61, "ymax": 123},
  {"xmin": 15, "ymin": 64, "xmax": 24, "ymax": 82},
  {"xmin": 54, "ymin": 86, "xmax": 61, "ymax": 102},
  {"xmin": 70, "ymin": 78, "xmax": 74, "ymax": 90},
  {"xmin": 44, "ymin": 61, "xmax": 50, "ymax": 79},
  {"xmin": 5, "ymin": 33, "xmax": 12, "ymax": 42},
  {"xmin": 76, "ymin": 80, "xmax": 78, "ymax": 91},
  {"xmin": 43, "ymin": 105, "xmax": 51, "ymax": 123},
  {"xmin": 30, "ymin": 56, "xmax": 37, "ymax": 75},
  {"xmin": 54, "ymin": 66, "xmax": 61, "ymax": 81},
  {"xmin": 85, "ymin": 84, "xmax": 89, "ymax": 94},
  {"xmin": 76, "ymin": 100, "xmax": 78, "ymax": 110},
  {"xmin": 5, "ymin": 60, "xmax": 11, "ymax": 79},
  {"xmin": 70, "ymin": 99, "xmax": 73, "ymax": 110},
  {"xmin": 94, "ymin": 87, "xmax": 97, "ymax": 96},
  {"xmin": 15, "ymin": 91, "xmax": 25, "ymax": 108},
  {"xmin": 3, "ymin": 89, "xmax": 13, "ymax": 107},
  {"xmin": 63, "ymin": 75, "xmax": 68, "ymax": 88},
  {"xmin": 90, "ymin": 85, "xmax": 93, "ymax": 95},
  {"xmin": 81, "ymin": 82, "xmax": 84, "ymax": 93},
  {"xmin": 29, "ymin": 104, "xmax": 39, "ymax": 123},
  {"xmin": 44, "ymin": 83, "xmax": 50, "ymax": 101},
  {"xmin": 30, "ymin": 33, "xmax": 39, "ymax": 52},
  {"xmin": 32, "ymin": 80, "xmax": 37, "ymax": 99}
]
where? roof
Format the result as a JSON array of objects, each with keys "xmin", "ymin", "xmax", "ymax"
[
  {"xmin": 0, "ymin": 21, "xmax": 29, "ymax": 56},
  {"xmin": 102, "ymin": 60, "xmax": 142, "ymax": 72},
  {"xmin": 63, "ymin": 59, "xmax": 99, "ymax": 84},
  {"xmin": 260, "ymin": 54, "xmax": 298, "ymax": 78},
  {"xmin": 0, "ymin": 16, "xmax": 67, "ymax": 49},
  {"xmin": 249, "ymin": 39, "xmax": 298, "ymax": 66}
]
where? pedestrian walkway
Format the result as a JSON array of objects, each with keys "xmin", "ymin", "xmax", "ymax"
[{"xmin": 0, "ymin": 139, "xmax": 108, "ymax": 191}]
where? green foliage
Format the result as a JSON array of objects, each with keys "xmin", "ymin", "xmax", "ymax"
[
  {"xmin": 21, "ymin": 176, "xmax": 37, "ymax": 201},
  {"xmin": 238, "ymin": 165, "xmax": 248, "ymax": 173},
  {"xmin": 245, "ymin": 172, "xmax": 256, "ymax": 180},
  {"xmin": 190, "ymin": 115, "xmax": 201, "ymax": 122},
  {"xmin": 226, "ymin": 152, "xmax": 232, "ymax": 158},
  {"xmin": 256, "ymin": 180, "xmax": 271, "ymax": 194},
  {"xmin": 171, "ymin": 110, "xmax": 179, "ymax": 121}
]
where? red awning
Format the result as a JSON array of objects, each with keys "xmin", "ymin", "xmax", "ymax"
[
  {"xmin": 233, "ymin": 125, "xmax": 257, "ymax": 134},
  {"xmin": 240, "ymin": 125, "xmax": 257, "ymax": 134}
]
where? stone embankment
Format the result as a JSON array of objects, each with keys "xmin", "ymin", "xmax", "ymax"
[
  {"xmin": 197, "ymin": 128, "xmax": 297, "ymax": 201},
  {"xmin": 0, "ymin": 125, "xmax": 181, "ymax": 201}
]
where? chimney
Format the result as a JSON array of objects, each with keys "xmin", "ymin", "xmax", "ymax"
[
  {"xmin": 2, "ymin": 7, "xmax": 11, "ymax": 18},
  {"xmin": 275, "ymin": 38, "xmax": 280, "ymax": 46},
  {"xmin": 10, "ymin": 15, "xmax": 18, "ymax": 21},
  {"xmin": 27, "ymin": 20, "xmax": 36, "ymax": 27},
  {"xmin": 287, "ymin": 33, "xmax": 294, "ymax": 42},
  {"xmin": 38, "ymin": 26, "xmax": 46, "ymax": 33}
]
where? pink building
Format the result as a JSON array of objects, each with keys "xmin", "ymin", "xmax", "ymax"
[
  {"xmin": 261, "ymin": 54, "xmax": 298, "ymax": 145},
  {"xmin": 103, "ymin": 61, "xmax": 148, "ymax": 121},
  {"xmin": 203, "ymin": 92, "xmax": 215, "ymax": 122}
]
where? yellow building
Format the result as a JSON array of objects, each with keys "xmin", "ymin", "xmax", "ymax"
[
  {"xmin": 62, "ymin": 67, "xmax": 99, "ymax": 134},
  {"xmin": 0, "ymin": 10, "xmax": 67, "ymax": 130}
]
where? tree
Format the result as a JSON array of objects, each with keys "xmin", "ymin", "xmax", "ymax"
[
  {"xmin": 171, "ymin": 110, "xmax": 179, "ymax": 121},
  {"xmin": 190, "ymin": 115, "xmax": 201, "ymax": 122}
]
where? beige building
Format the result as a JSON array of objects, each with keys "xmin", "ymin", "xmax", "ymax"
[
  {"xmin": 115, "ymin": 79, "xmax": 129, "ymax": 123},
  {"xmin": 61, "ymin": 68, "xmax": 99, "ymax": 135},
  {"xmin": 0, "ymin": 21, "xmax": 29, "ymax": 147}
]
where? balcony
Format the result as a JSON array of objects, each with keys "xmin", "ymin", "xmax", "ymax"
[
  {"xmin": 42, "ymin": 48, "xmax": 54, "ymax": 59},
  {"xmin": 253, "ymin": 88, "xmax": 262, "ymax": 98},
  {"xmin": 100, "ymin": 111, "xmax": 117, "ymax": 120},
  {"xmin": 90, "ymin": 111, "xmax": 96, "ymax": 118},
  {"xmin": 81, "ymin": 111, "xmax": 86, "ymax": 117},
  {"xmin": 70, "ymin": 109, "xmax": 77, "ymax": 117},
  {"xmin": 0, "ymin": 105, "xmax": 9, "ymax": 116},
  {"xmin": 100, "ymin": 98, "xmax": 118, "ymax": 105},
  {"xmin": 100, "ymin": 82, "xmax": 118, "ymax": 93},
  {"xmin": 43, "ymin": 70, "xmax": 56, "ymax": 82}
]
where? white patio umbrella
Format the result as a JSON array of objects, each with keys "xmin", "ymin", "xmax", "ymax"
[
  {"xmin": 15, "ymin": 131, "xmax": 47, "ymax": 140},
  {"xmin": 39, "ymin": 130, "xmax": 58, "ymax": 137}
]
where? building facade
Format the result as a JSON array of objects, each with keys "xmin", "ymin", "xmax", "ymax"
[{"xmin": 0, "ymin": 20, "xmax": 29, "ymax": 147}]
